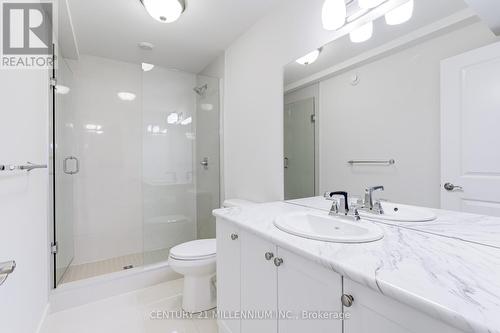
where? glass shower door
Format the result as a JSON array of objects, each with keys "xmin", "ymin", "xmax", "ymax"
[
  {"xmin": 284, "ymin": 98, "xmax": 316, "ymax": 200},
  {"xmin": 52, "ymin": 49, "xmax": 77, "ymax": 286}
]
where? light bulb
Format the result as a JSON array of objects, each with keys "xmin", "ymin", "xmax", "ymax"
[
  {"xmin": 322, "ymin": 0, "xmax": 347, "ymax": 31},
  {"xmin": 296, "ymin": 49, "xmax": 321, "ymax": 65},
  {"xmin": 358, "ymin": 0, "xmax": 385, "ymax": 9},
  {"xmin": 142, "ymin": 0, "xmax": 184, "ymax": 23},
  {"xmin": 385, "ymin": 0, "xmax": 414, "ymax": 25},
  {"xmin": 350, "ymin": 21, "xmax": 373, "ymax": 43}
]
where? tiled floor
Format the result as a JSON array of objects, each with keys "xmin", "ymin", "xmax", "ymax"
[
  {"xmin": 42, "ymin": 279, "xmax": 218, "ymax": 333},
  {"xmin": 60, "ymin": 248, "xmax": 171, "ymax": 284}
]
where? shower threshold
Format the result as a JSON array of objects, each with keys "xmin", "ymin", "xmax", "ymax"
[{"xmin": 59, "ymin": 248, "xmax": 170, "ymax": 285}]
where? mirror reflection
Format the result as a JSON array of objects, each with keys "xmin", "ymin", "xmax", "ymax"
[{"xmin": 283, "ymin": 0, "xmax": 500, "ymax": 218}]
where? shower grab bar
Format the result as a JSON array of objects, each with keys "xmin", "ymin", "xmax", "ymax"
[
  {"xmin": 0, "ymin": 162, "xmax": 47, "ymax": 172},
  {"xmin": 348, "ymin": 159, "xmax": 395, "ymax": 166}
]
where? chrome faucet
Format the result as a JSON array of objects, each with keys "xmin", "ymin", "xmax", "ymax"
[
  {"xmin": 364, "ymin": 186, "xmax": 385, "ymax": 214},
  {"xmin": 324, "ymin": 191, "xmax": 360, "ymax": 221}
]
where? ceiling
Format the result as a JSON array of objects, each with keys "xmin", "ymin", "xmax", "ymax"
[
  {"xmin": 65, "ymin": 0, "xmax": 284, "ymax": 73},
  {"xmin": 284, "ymin": 0, "xmax": 475, "ymax": 86}
]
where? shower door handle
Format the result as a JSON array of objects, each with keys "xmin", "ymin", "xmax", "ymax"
[
  {"xmin": 63, "ymin": 156, "xmax": 80, "ymax": 175},
  {"xmin": 200, "ymin": 157, "xmax": 209, "ymax": 170}
]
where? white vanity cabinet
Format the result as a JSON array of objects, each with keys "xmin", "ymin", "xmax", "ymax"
[
  {"xmin": 216, "ymin": 219, "xmax": 242, "ymax": 333},
  {"xmin": 216, "ymin": 218, "xmax": 463, "ymax": 333},
  {"xmin": 217, "ymin": 223, "xmax": 343, "ymax": 333},
  {"xmin": 342, "ymin": 279, "xmax": 462, "ymax": 333}
]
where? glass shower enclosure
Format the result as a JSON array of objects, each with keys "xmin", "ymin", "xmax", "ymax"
[{"xmin": 50, "ymin": 48, "xmax": 221, "ymax": 287}]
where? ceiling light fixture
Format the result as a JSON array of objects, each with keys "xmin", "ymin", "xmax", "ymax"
[
  {"xmin": 358, "ymin": 0, "xmax": 386, "ymax": 9},
  {"xmin": 138, "ymin": 42, "xmax": 154, "ymax": 51},
  {"xmin": 140, "ymin": 0, "xmax": 186, "ymax": 23},
  {"xmin": 350, "ymin": 21, "xmax": 373, "ymax": 43},
  {"xmin": 142, "ymin": 62, "xmax": 155, "ymax": 71},
  {"xmin": 385, "ymin": 0, "xmax": 414, "ymax": 25},
  {"xmin": 296, "ymin": 49, "xmax": 322, "ymax": 66},
  {"xmin": 322, "ymin": 0, "xmax": 346, "ymax": 31},
  {"xmin": 117, "ymin": 92, "xmax": 137, "ymax": 101}
]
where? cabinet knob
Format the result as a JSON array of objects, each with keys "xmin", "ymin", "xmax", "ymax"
[
  {"xmin": 341, "ymin": 294, "xmax": 354, "ymax": 307},
  {"xmin": 265, "ymin": 252, "xmax": 274, "ymax": 261},
  {"xmin": 230, "ymin": 233, "xmax": 238, "ymax": 240},
  {"xmin": 273, "ymin": 257, "xmax": 284, "ymax": 267}
]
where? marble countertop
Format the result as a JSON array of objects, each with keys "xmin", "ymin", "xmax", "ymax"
[
  {"xmin": 213, "ymin": 199, "xmax": 500, "ymax": 333},
  {"xmin": 288, "ymin": 197, "xmax": 500, "ymax": 249}
]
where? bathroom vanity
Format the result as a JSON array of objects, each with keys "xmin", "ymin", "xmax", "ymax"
[{"xmin": 214, "ymin": 199, "xmax": 500, "ymax": 333}]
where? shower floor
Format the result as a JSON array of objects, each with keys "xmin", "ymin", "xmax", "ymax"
[{"xmin": 60, "ymin": 248, "xmax": 170, "ymax": 284}]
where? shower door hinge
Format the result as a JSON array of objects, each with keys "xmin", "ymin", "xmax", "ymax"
[
  {"xmin": 49, "ymin": 77, "xmax": 57, "ymax": 88},
  {"xmin": 50, "ymin": 242, "xmax": 58, "ymax": 255}
]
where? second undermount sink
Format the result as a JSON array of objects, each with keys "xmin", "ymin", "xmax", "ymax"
[
  {"xmin": 274, "ymin": 212, "xmax": 384, "ymax": 243},
  {"xmin": 359, "ymin": 202, "xmax": 437, "ymax": 223}
]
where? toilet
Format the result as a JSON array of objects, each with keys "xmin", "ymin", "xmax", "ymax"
[{"xmin": 169, "ymin": 198, "xmax": 255, "ymax": 313}]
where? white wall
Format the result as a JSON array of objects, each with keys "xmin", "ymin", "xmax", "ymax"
[
  {"xmin": 223, "ymin": 0, "xmax": 399, "ymax": 202},
  {"xmin": 0, "ymin": 68, "xmax": 50, "ymax": 332},
  {"xmin": 200, "ymin": 53, "xmax": 225, "ymax": 78},
  {"xmin": 318, "ymin": 22, "xmax": 495, "ymax": 208}
]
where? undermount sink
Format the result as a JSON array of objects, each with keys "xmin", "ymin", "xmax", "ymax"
[
  {"xmin": 274, "ymin": 212, "xmax": 384, "ymax": 243},
  {"xmin": 359, "ymin": 202, "xmax": 437, "ymax": 223}
]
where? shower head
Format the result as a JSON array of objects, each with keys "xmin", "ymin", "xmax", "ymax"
[{"xmin": 193, "ymin": 84, "xmax": 208, "ymax": 96}]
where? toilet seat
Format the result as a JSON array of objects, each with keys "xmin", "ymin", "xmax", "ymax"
[{"xmin": 169, "ymin": 239, "xmax": 216, "ymax": 261}]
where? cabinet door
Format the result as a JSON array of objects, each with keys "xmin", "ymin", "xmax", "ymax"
[
  {"xmin": 216, "ymin": 218, "xmax": 241, "ymax": 333},
  {"xmin": 241, "ymin": 231, "xmax": 278, "ymax": 333},
  {"xmin": 277, "ymin": 247, "xmax": 343, "ymax": 333},
  {"xmin": 343, "ymin": 279, "xmax": 462, "ymax": 333}
]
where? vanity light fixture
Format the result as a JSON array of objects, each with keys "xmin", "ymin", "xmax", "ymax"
[
  {"xmin": 296, "ymin": 49, "xmax": 322, "ymax": 65},
  {"xmin": 140, "ymin": 0, "xmax": 186, "ymax": 23},
  {"xmin": 350, "ymin": 21, "xmax": 373, "ymax": 43},
  {"xmin": 385, "ymin": 0, "xmax": 414, "ymax": 25},
  {"xmin": 322, "ymin": 0, "xmax": 347, "ymax": 31}
]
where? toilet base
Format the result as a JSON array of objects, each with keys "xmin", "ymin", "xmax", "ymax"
[{"xmin": 182, "ymin": 274, "xmax": 217, "ymax": 313}]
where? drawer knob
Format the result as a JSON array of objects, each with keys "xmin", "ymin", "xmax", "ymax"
[
  {"xmin": 265, "ymin": 252, "xmax": 274, "ymax": 261},
  {"xmin": 274, "ymin": 257, "xmax": 284, "ymax": 267},
  {"xmin": 230, "ymin": 233, "xmax": 238, "ymax": 240},
  {"xmin": 341, "ymin": 294, "xmax": 354, "ymax": 307}
]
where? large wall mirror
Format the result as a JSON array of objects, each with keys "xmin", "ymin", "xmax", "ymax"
[{"xmin": 283, "ymin": 0, "xmax": 500, "ymax": 217}]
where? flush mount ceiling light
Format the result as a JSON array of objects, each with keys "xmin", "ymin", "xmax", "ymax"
[
  {"xmin": 358, "ymin": 0, "xmax": 386, "ymax": 9},
  {"xmin": 138, "ymin": 42, "xmax": 154, "ymax": 51},
  {"xmin": 142, "ymin": 62, "xmax": 155, "ymax": 71},
  {"xmin": 322, "ymin": 0, "xmax": 347, "ymax": 30},
  {"xmin": 350, "ymin": 21, "xmax": 373, "ymax": 43},
  {"xmin": 296, "ymin": 49, "xmax": 322, "ymax": 65},
  {"xmin": 385, "ymin": 0, "xmax": 414, "ymax": 25},
  {"xmin": 117, "ymin": 92, "xmax": 137, "ymax": 101},
  {"xmin": 140, "ymin": 0, "xmax": 186, "ymax": 23}
]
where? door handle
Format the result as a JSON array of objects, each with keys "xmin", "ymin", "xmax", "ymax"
[
  {"xmin": 0, "ymin": 261, "xmax": 16, "ymax": 286},
  {"xmin": 200, "ymin": 157, "xmax": 209, "ymax": 170},
  {"xmin": 63, "ymin": 156, "xmax": 79, "ymax": 175},
  {"xmin": 284, "ymin": 157, "xmax": 289, "ymax": 169},
  {"xmin": 444, "ymin": 182, "xmax": 463, "ymax": 191}
]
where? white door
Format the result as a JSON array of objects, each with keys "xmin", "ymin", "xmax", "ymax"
[
  {"xmin": 216, "ymin": 219, "xmax": 241, "ymax": 333},
  {"xmin": 240, "ymin": 231, "xmax": 277, "ymax": 333},
  {"xmin": 277, "ymin": 247, "xmax": 342, "ymax": 333},
  {"xmin": 284, "ymin": 98, "xmax": 315, "ymax": 200},
  {"xmin": 441, "ymin": 41, "xmax": 500, "ymax": 216}
]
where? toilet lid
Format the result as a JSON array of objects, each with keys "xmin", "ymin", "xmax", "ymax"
[{"xmin": 170, "ymin": 239, "xmax": 216, "ymax": 260}]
